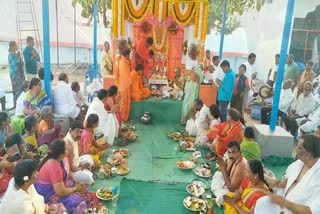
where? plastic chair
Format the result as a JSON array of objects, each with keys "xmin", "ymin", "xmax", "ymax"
[{"xmin": 84, "ymin": 65, "xmax": 102, "ymax": 102}]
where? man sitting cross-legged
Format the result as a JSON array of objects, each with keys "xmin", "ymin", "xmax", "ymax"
[
  {"xmin": 284, "ymin": 81, "xmax": 315, "ymax": 136},
  {"xmin": 211, "ymin": 141, "xmax": 247, "ymax": 207},
  {"xmin": 186, "ymin": 99, "xmax": 214, "ymax": 136},
  {"xmin": 296, "ymin": 102, "xmax": 320, "ymax": 138},
  {"xmin": 255, "ymin": 135, "xmax": 320, "ymax": 214},
  {"xmin": 64, "ymin": 121, "xmax": 95, "ymax": 185},
  {"xmin": 261, "ymin": 79, "xmax": 294, "ymax": 125},
  {"xmin": 131, "ymin": 64, "xmax": 151, "ymax": 103}
]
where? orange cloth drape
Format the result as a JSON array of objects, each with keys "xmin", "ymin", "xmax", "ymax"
[{"xmin": 130, "ymin": 70, "xmax": 151, "ymax": 103}]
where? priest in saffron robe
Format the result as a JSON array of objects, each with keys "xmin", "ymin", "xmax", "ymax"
[
  {"xmin": 114, "ymin": 49, "xmax": 131, "ymax": 122},
  {"xmin": 132, "ymin": 37, "xmax": 154, "ymax": 77},
  {"xmin": 131, "ymin": 64, "xmax": 151, "ymax": 103},
  {"xmin": 207, "ymin": 108, "xmax": 244, "ymax": 157}
]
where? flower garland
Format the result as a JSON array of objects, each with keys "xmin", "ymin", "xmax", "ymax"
[
  {"xmin": 183, "ymin": 41, "xmax": 188, "ymax": 55},
  {"xmin": 124, "ymin": 0, "xmax": 151, "ymax": 22},
  {"xmin": 188, "ymin": 43, "xmax": 199, "ymax": 61},
  {"xmin": 170, "ymin": 2, "xmax": 198, "ymax": 26},
  {"xmin": 153, "ymin": 26, "xmax": 167, "ymax": 50},
  {"xmin": 118, "ymin": 39, "xmax": 128, "ymax": 55}
]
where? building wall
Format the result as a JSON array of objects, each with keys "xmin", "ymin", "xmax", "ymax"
[{"xmin": 238, "ymin": 0, "xmax": 320, "ymax": 81}]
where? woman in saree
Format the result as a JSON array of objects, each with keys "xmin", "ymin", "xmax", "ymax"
[
  {"xmin": 105, "ymin": 85, "xmax": 122, "ymax": 136},
  {"xmin": 181, "ymin": 65, "xmax": 204, "ymax": 124},
  {"xmin": 0, "ymin": 159, "xmax": 55, "ymax": 214},
  {"xmin": 23, "ymin": 78, "xmax": 52, "ymax": 117},
  {"xmin": 0, "ymin": 133, "xmax": 30, "ymax": 196},
  {"xmin": 79, "ymin": 114, "xmax": 109, "ymax": 168},
  {"xmin": 8, "ymin": 41, "xmax": 25, "ymax": 107},
  {"xmin": 35, "ymin": 139, "xmax": 96, "ymax": 214},
  {"xmin": 206, "ymin": 108, "xmax": 244, "ymax": 157},
  {"xmin": 223, "ymin": 160, "xmax": 271, "ymax": 214},
  {"xmin": 0, "ymin": 111, "xmax": 12, "ymax": 149},
  {"xmin": 38, "ymin": 106, "xmax": 62, "ymax": 146}
]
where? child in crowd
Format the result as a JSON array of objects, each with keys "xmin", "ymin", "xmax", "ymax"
[
  {"xmin": 0, "ymin": 112, "xmax": 12, "ymax": 149},
  {"xmin": 37, "ymin": 67, "xmax": 54, "ymax": 90},
  {"xmin": 240, "ymin": 127, "xmax": 261, "ymax": 161},
  {"xmin": 79, "ymin": 114, "xmax": 110, "ymax": 168},
  {"xmin": 23, "ymin": 116, "xmax": 38, "ymax": 154},
  {"xmin": 195, "ymin": 104, "xmax": 221, "ymax": 148},
  {"xmin": 71, "ymin": 81, "xmax": 88, "ymax": 109}
]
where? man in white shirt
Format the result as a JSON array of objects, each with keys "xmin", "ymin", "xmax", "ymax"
[
  {"xmin": 313, "ymin": 86, "xmax": 320, "ymax": 104},
  {"xmin": 261, "ymin": 80, "xmax": 294, "ymax": 124},
  {"xmin": 64, "ymin": 121, "xmax": 94, "ymax": 185},
  {"xmin": 297, "ymin": 103, "xmax": 320, "ymax": 137},
  {"xmin": 267, "ymin": 54, "xmax": 280, "ymax": 83},
  {"xmin": 85, "ymin": 89, "xmax": 118, "ymax": 145},
  {"xmin": 186, "ymin": 99, "xmax": 213, "ymax": 136},
  {"xmin": 284, "ymin": 81, "xmax": 315, "ymax": 136},
  {"xmin": 53, "ymin": 73, "xmax": 80, "ymax": 119},
  {"xmin": 203, "ymin": 65, "xmax": 215, "ymax": 84},
  {"xmin": 243, "ymin": 53, "xmax": 257, "ymax": 113},
  {"xmin": 15, "ymin": 81, "xmax": 29, "ymax": 116},
  {"xmin": 212, "ymin": 56, "xmax": 225, "ymax": 83},
  {"xmin": 255, "ymin": 135, "xmax": 320, "ymax": 214},
  {"xmin": 243, "ymin": 53, "xmax": 257, "ymax": 80}
]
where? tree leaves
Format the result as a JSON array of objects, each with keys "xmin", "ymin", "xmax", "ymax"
[
  {"xmin": 208, "ymin": 0, "xmax": 265, "ymax": 35},
  {"xmin": 72, "ymin": 0, "xmax": 111, "ymax": 27}
]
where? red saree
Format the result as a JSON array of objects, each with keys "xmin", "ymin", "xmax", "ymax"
[{"xmin": 207, "ymin": 121, "xmax": 243, "ymax": 156}]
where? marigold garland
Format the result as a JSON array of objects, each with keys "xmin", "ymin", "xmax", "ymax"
[{"xmin": 124, "ymin": 0, "xmax": 152, "ymax": 22}]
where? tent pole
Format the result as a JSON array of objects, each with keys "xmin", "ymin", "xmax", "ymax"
[
  {"xmin": 270, "ymin": 0, "xmax": 295, "ymax": 131},
  {"xmin": 42, "ymin": 0, "xmax": 52, "ymax": 100},
  {"xmin": 219, "ymin": 0, "xmax": 227, "ymax": 59},
  {"xmin": 93, "ymin": 0, "xmax": 98, "ymax": 71}
]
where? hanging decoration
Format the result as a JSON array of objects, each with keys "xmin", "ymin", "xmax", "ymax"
[
  {"xmin": 183, "ymin": 41, "xmax": 188, "ymax": 55},
  {"xmin": 118, "ymin": 39, "xmax": 128, "ymax": 55},
  {"xmin": 124, "ymin": 0, "xmax": 152, "ymax": 22},
  {"xmin": 112, "ymin": 0, "xmax": 209, "ymax": 42},
  {"xmin": 188, "ymin": 43, "xmax": 199, "ymax": 61},
  {"xmin": 153, "ymin": 26, "xmax": 167, "ymax": 50},
  {"xmin": 170, "ymin": 2, "xmax": 198, "ymax": 26}
]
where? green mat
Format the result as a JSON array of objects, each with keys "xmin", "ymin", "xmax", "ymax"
[
  {"xmin": 88, "ymin": 99, "xmax": 290, "ymax": 214},
  {"xmin": 129, "ymin": 98, "xmax": 183, "ymax": 124},
  {"xmin": 115, "ymin": 178, "xmax": 223, "ymax": 214}
]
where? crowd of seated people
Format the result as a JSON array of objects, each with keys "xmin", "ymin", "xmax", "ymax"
[{"xmin": 259, "ymin": 53, "xmax": 320, "ymax": 139}]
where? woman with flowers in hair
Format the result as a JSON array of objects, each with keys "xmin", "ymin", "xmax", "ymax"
[
  {"xmin": 35, "ymin": 139, "xmax": 99, "ymax": 214},
  {"xmin": 79, "ymin": 114, "xmax": 110, "ymax": 168}
]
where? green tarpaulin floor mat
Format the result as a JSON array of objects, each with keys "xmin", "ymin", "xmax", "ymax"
[
  {"xmin": 115, "ymin": 178, "xmax": 223, "ymax": 214},
  {"xmin": 263, "ymin": 156, "xmax": 295, "ymax": 180},
  {"xmin": 129, "ymin": 98, "xmax": 183, "ymax": 124},
  {"xmin": 89, "ymin": 100, "xmax": 291, "ymax": 213}
]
